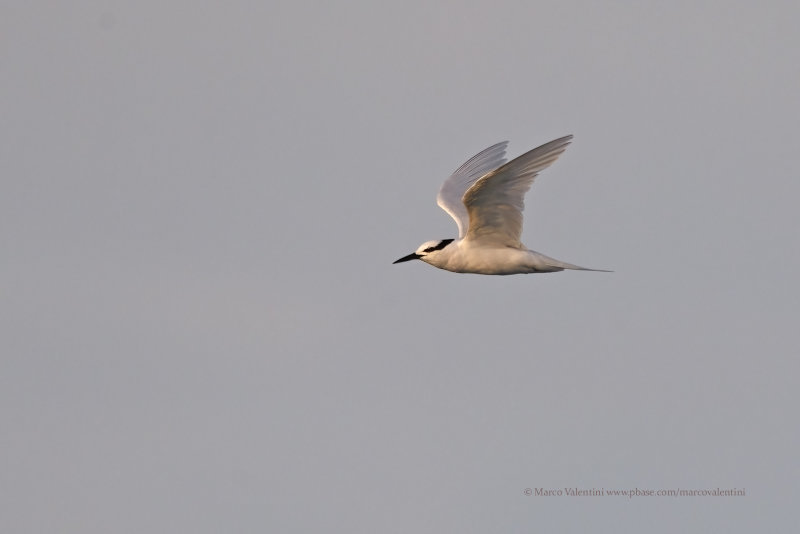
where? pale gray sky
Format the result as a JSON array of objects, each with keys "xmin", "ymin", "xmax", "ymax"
[{"xmin": 2, "ymin": 1, "xmax": 799, "ymax": 532}]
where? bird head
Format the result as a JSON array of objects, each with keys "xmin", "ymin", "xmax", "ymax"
[{"xmin": 393, "ymin": 239, "xmax": 454, "ymax": 264}]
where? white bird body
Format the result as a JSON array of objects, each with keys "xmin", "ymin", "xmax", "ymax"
[
  {"xmin": 394, "ymin": 135, "xmax": 609, "ymax": 275},
  {"xmin": 413, "ymin": 238, "xmax": 596, "ymax": 275}
]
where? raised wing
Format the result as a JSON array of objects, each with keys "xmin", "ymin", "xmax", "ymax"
[
  {"xmin": 436, "ymin": 141, "xmax": 508, "ymax": 238},
  {"xmin": 463, "ymin": 135, "xmax": 573, "ymax": 247}
]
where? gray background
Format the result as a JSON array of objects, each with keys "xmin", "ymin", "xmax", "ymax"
[{"xmin": 3, "ymin": 1, "xmax": 799, "ymax": 532}]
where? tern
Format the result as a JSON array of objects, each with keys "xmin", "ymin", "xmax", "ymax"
[{"xmin": 393, "ymin": 135, "xmax": 610, "ymax": 275}]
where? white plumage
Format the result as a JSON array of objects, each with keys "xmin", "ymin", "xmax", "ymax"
[{"xmin": 394, "ymin": 135, "xmax": 610, "ymax": 275}]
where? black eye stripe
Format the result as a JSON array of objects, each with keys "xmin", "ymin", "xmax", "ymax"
[{"xmin": 424, "ymin": 239, "xmax": 454, "ymax": 253}]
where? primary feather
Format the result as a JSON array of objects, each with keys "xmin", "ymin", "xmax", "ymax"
[
  {"xmin": 436, "ymin": 141, "xmax": 508, "ymax": 239},
  {"xmin": 463, "ymin": 135, "xmax": 573, "ymax": 246}
]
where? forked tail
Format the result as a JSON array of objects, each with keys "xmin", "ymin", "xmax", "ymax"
[{"xmin": 535, "ymin": 253, "xmax": 613, "ymax": 272}]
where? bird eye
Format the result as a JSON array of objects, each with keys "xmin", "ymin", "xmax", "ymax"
[{"xmin": 423, "ymin": 247, "xmax": 435, "ymax": 253}]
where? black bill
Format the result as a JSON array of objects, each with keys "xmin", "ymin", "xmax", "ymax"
[{"xmin": 393, "ymin": 252, "xmax": 421, "ymax": 264}]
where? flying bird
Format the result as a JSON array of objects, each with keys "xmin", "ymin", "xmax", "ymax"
[{"xmin": 393, "ymin": 135, "xmax": 610, "ymax": 275}]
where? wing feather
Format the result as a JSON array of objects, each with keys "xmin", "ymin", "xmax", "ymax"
[
  {"xmin": 463, "ymin": 135, "xmax": 573, "ymax": 246},
  {"xmin": 436, "ymin": 142, "xmax": 508, "ymax": 238}
]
